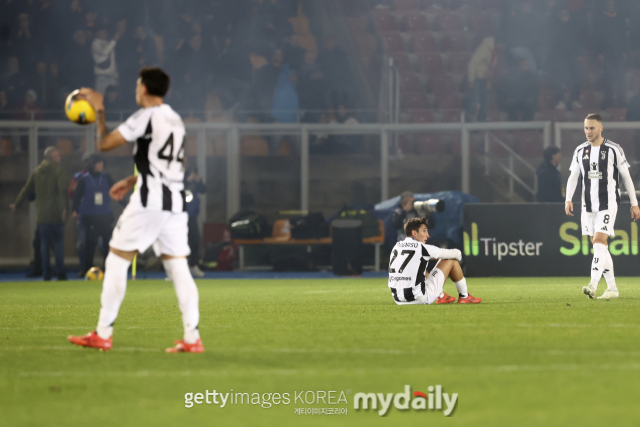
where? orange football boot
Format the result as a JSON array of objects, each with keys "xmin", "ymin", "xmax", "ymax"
[
  {"xmin": 166, "ymin": 338, "xmax": 205, "ymax": 353},
  {"xmin": 68, "ymin": 331, "xmax": 112, "ymax": 351},
  {"xmin": 457, "ymin": 294, "xmax": 482, "ymax": 304},
  {"xmin": 435, "ymin": 293, "xmax": 456, "ymax": 304}
]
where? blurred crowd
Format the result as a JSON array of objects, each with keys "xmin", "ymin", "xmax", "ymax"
[{"xmin": 0, "ymin": 0, "xmax": 356, "ymax": 124}]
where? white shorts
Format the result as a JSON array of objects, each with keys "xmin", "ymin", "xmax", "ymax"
[
  {"xmin": 391, "ymin": 261, "xmax": 445, "ymax": 305},
  {"xmin": 581, "ymin": 208, "xmax": 616, "ymax": 237},
  {"xmin": 110, "ymin": 201, "xmax": 190, "ymax": 257}
]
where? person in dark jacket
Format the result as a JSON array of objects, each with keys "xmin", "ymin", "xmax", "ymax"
[
  {"xmin": 72, "ymin": 154, "xmax": 114, "ymax": 276},
  {"xmin": 10, "ymin": 146, "xmax": 68, "ymax": 281},
  {"xmin": 184, "ymin": 168, "xmax": 206, "ymax": 278},
  {"xmin": 392, "ymin": 191, "xmax": 418, "ymax": 241},
  {"xmin": 536, "ymin": 146, "xmax": 563, "ymax": 202}
]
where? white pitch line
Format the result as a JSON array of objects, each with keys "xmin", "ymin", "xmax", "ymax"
[{"xmin": 14, "ymin": 363, "xmax": 640, "ymax": 378}]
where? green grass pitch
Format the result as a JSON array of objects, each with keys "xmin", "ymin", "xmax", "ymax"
[{"xmin": 2, "ymin": 277, "xmax": 640, "ymax": 427}]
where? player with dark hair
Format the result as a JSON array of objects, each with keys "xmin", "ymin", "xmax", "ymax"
[
  {"xmin": 565, "ymin": 114, "xmax": 640, "ymax": 299},
  {"xmin": 387, "ymin": 217, "xmax": 481, "ymax": 305},
  {"xmin": 67, "ymin": 67, "xmax": 204, "ymax": 352}
]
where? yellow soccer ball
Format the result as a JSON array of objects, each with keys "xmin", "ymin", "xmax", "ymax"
[
  {"xmin": 85, "ymin": 267, "xmax": 104, "ymax": 281},
  {"xmin": 65, "ymin": 89, "xmax": 95, "ymax": 125}
]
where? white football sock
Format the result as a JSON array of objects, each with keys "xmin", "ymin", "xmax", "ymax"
[
  {"xmin": 589, "ymin": 243, "xmax": 608, "ymax": 290},
  {"xmin": 163, "ymin": 258, "xmax": 200, "ymax": 344},
  {"xmin": 96, "ymin": 252, "xmax": 131, "ymax": 339},
  {"xmin": 602, "ymin": 248, "xmax": 617, "ymax": 291},
  {"xmin": 454, "ymin": 278, "xmax": 468, "ymax": 298}
]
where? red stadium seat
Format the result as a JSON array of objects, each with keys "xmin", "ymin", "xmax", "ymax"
[
  {"xmin": 381, "ymin": 32, "xmax": 405, "ymax": 53},
  {"xmin": 402, "ymin": 92, "xmax": 430, "ymax": 110},
  {"xmin": 435, "ymin": 14, "xmax": 463, "ymax": 32},
  {"xmin": 537, "ymin": 91, "xmax": 557, "ymax": 110},
  {"xmin": 415, "ymin": 133, "xmax": 444, "ymax": 154},
  {"xmin": 409, "ymin": 110, "xmax": 435, "ymax": 123},
  {"xmin": 404, "ymin": 13, "xmax": 429, "ymax": 31},
  {"xmin": 417, "ymin": 53, "xmax": 445, "ymax": 74},
  {"xmin": 481, "ymin": 0, "xmax": 503, "ymax": 10},
  {"xmin": 393, "ymin": 0, "xmax": 419, "ymax": 11},
  {"xmin": 400, "ymin": 72, "xmax": 423, "ymax": 92},
  {"xmin": 439, "ymin": 108, "xmax": 464, "ymax": 122},
  {"xmin": 607, "ymin": 108, "xmax": 627, "ymax": 122},
  {"xmin": 447, "ymin": 52, "xmax": 471, "ymax": 73},
  {"xmin": 373, "ymin": 12, "xmax": 398, "ymax": 33},
  {"xmin": 411, "ymin": 32, "xmax": 438, "ymax": 53},
  {"xmin": 539, "ymin": 109, "xmax": 570, "ymax": 122},
  {"xmin": 486, "ymin": 110, "xmax": 504, "ymax": 122},
  {"xmin": 468, "ymin": 14, "xmax": 494, "ymax": 35},
  {"xmin": 390, "ymin": 52, "xmax": 413, "ymax": 73},
  {"xmin": 441, "ymin": 32, "xmax": 469, "ymax": 52},
  {"xmin": 398, "ymin": 135, "xmax": 416, "ymax": 154},
  {"xmin": 429, "ymin": 74, "xmax": 458, "ymax": 96},
  {"xmin": 514, "ymin": 131, "xmax": 544, "ymax": 157}
]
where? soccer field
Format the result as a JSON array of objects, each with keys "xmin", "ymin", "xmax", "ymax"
[{"xmin": 1, "ymin": 277, "xmax": 640, "ymax": 427}]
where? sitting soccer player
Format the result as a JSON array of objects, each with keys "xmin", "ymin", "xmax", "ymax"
[{"xmin": 388, "ymin": 217, "xmax": 481, "ymax": 305}]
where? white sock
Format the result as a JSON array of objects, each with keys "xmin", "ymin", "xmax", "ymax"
[
  {"xmin": 96, "ymin": 252, "xmax": 131, "ymax": 339},
  {"xmin": 454, "ymin": 278, "xmax": 468, "ymax": 298},
  {"xmin": 602, "ymin": 248, "xmax": 617, "ymax": 291},
  {"xmin": 589, "ymin": 243, "xmax": 608, "ymax": 290},
  {"xmin": 163, "ymin": 258, "xmax": 200, "ymax": 344}
]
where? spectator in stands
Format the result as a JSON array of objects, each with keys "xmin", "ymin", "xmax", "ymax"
[
  {"xmin": 103, "ymin": 85, "xmax": 130, "ymax": 112},
  {"xmin": 68, "ymin": 153, "xmax": 91, "ymax": 277},
  {"xmin": 13, "ymin": 89, "xmax": 44, "ymax": 121},
  {"xmin": 318, "ymin": 36, "xmax": 350, "ymax": 95},
  {"xmin": 45, "ymin": 61, "xmax": 63, "ymax": 109},
  {"xmin": 496, "ymin": 59, "xmax": 538, "ymax": 122},
  {"xmin": 271, "ymin": 63, "xmax": 298, "ymax": 123},
  {"xmin": 72, "ymin": 154, "xmax": 114, "ymax": 276},
  {"xmin": 9, "ymin": 13, "xmax": 39, "ymax": 67},
  {"xmin": 536, "ymin": 146, "xmax": 563, "ymax": 202},
  {"xmin": 546, "ymin": 8, "xmax": 585, "ymax": 111},
  {"xmin": 251, "ymin": 49, "xmax": 283, "ymax": 120},
  {"xmin": 298, "ymin": 50, "xmax": 326, "ymax": 123},
  {"xmin": 392, "ymin": 191, "xmax": 418, "ymax": 242},
  {"xmin": 594, "ymin": 0, "xmax": 628, "ymax": 108},
  {"xmin": 33, "ymin": 61, "xmax": 48, "ymax": 109},
  {"xmin": 65, "ymin": 30, "xmax": 94, "ymax": 88},
  {"xmin": 92, "ymin": 26, "xmax": 123, "ymax": 94},
  {"xmin": 466, "ymin": 36, "xmax": 497, "ymax": 122},
  {"xmin": 2, "ymin": 56, "xmax": 27, "ymax": 109},
  {"xmin": 184, "ymin": 168, "xmax": 207, "ymax": 278},
  {"xmin": 283, "ymin": 34, "xmax": 306, "ymax": 71},
  {"xmin": 502, "ymin": 0, "xmax": 539, "ymax": 73},
  {"xmin": 627, "ymin": 90, "xmax": 640, "ymax": 162},
  {"xmin": 10, "ymin": 146, "xmax": 68, "ymax": 281}
]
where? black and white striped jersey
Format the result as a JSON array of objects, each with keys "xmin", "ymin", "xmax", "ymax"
[
  {"xmin": 388, "ymin": 237, "xmax": 444, "ymax": 294},
  {"xmin": 569, "ymin": 139, "xmax": 630, "ymax": 213},
  {"xmin": 117, "ymin": 104, "xmax": 187, "ymax": 213}
]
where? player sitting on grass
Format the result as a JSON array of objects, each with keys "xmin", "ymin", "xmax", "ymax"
[{"xmin": 388, "ymin": 217, "xmax": 481, "ymax": 305}]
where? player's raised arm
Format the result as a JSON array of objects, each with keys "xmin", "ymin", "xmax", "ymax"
[{"xmin": 78, "ymin": 88, "xmax": 127, "ymax": 152}]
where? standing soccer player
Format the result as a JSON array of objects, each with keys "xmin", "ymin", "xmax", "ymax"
[
  {"xmin": 68, "ymin": 67, "xmax": 204, "ymax": 352},
  {"xmin": 565, "ymin": 114, "xmax": 640, "ymax": 299},
  {"xmin": 388, "ymin": 217, "xmax": 481, "ymax": 305}
]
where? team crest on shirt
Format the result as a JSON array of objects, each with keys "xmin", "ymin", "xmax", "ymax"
[
  {"xmin": 588, "ymin": 162, "xmax": 602, "ymax": 179},
  {"xmin": 601, "ymin": 151, "xmax": 606, "ymax": 160}
]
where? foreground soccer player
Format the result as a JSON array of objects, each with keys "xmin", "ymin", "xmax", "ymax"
[
  {"xmin": 565, "ymin": 114, "xmax": 640, "ymax": 299},
  {"xmin": 388, "ymin": 217, "xmax": 481, "ymax": 305},
  {"xmin": 68, "ymin": 68, "xmax": 203, "ymax": 352}
]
